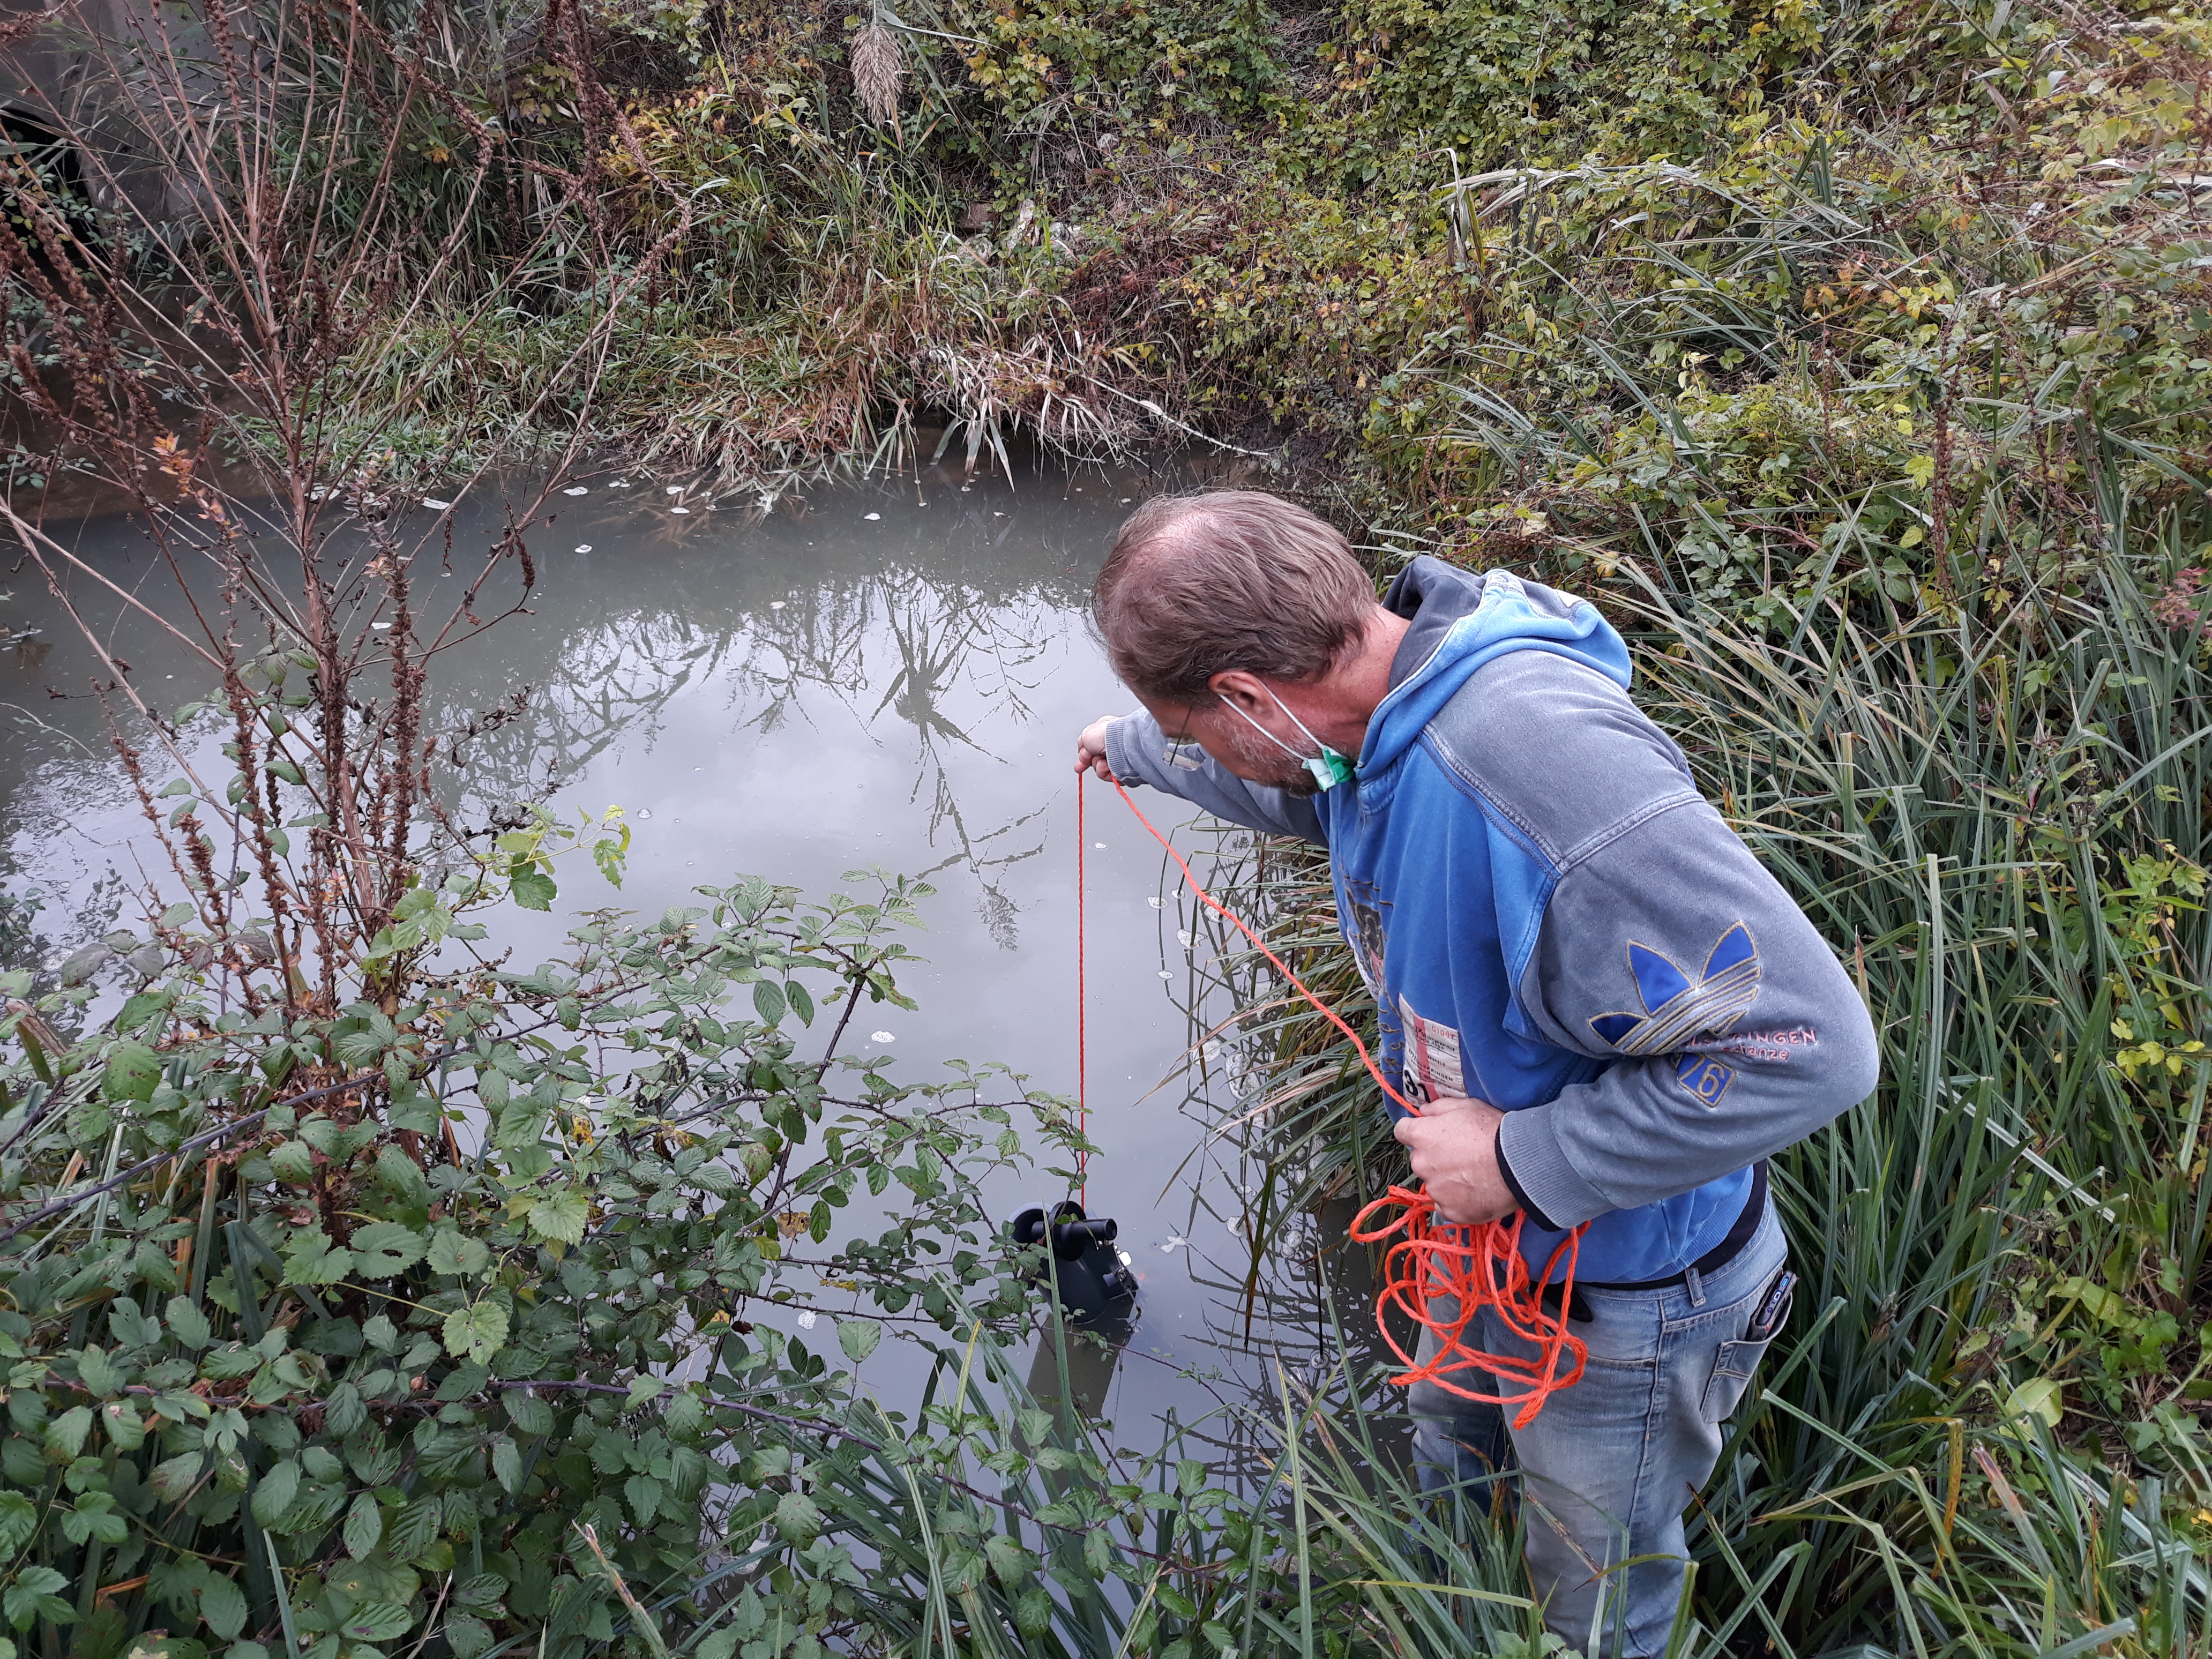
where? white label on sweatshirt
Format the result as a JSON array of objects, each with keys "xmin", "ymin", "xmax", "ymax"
[{"xmin": 1399, "ymin": 997, "xmax": 1466, "ymax": 1106}]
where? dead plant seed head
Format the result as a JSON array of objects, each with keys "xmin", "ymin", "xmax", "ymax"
[{"xmin": 853, "ymin": 24, "xmax": 905, "ymax": 130}]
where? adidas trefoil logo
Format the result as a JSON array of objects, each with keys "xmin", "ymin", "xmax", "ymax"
[{"xmin": 1589, "ymin": 923, "xmax": 1761, "ymax": 1104}]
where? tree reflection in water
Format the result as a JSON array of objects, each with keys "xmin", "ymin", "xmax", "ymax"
[{"xmin": 431, "ymin": 508, "xmax": 1092, "ymax": 952}]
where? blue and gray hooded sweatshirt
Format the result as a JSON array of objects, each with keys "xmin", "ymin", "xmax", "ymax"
[{"xmin": 1105, "ymin": 557, "xmax": 1879, "ymax": 1284}]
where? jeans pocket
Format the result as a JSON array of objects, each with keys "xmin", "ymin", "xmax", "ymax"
[{"xmin": 1699, "ymin": 1336, "xmax": 1773, "ymax": 1423}]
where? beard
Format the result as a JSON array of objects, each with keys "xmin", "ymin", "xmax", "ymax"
[{"xmin": 1214, "ymin": 714, "xmax": 1322, "ymax": 797}]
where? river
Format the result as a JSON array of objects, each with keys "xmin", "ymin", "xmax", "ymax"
[{"xmin": 1, "ymin": 451, "xmax": 1401, "ymax": 1476}]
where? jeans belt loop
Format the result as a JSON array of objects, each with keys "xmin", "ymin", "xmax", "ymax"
[{"xmin": 1683, "ymin": 1262, "xmax": 1707, "ymax": 1308}]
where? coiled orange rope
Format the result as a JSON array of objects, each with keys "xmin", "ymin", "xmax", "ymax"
[{"xmin": 1081, "ymin": 772, "xmax": 1588, "ymax": 1429}]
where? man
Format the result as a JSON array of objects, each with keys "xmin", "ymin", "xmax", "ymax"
[{"xmin": 1073, "ymin": 490, "xmax": 1877, "ymax": 1655}]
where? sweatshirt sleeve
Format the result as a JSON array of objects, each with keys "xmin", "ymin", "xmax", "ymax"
[
  {"xmin": 1493, "ymin": 795, "xmax": 1880, "ymax": 1228},
  {"xmin": 1102, "ymin": 711, "xmax": 1328, "ymax": 845}
]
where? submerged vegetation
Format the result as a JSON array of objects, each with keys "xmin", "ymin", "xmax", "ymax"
[{"xmin": 1, "ymin": 0, "xmax": 2210, "ymax": 1649}]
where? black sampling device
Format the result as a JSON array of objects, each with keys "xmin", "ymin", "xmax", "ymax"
[{"xmin": 1012, "ymin": 1200, "xmax": 1138, "ymax": 1325}]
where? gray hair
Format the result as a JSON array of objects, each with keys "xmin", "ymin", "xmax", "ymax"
[{"xmin": 1092, "ymin": 490, "xmax": 1372, "ymax": 705}]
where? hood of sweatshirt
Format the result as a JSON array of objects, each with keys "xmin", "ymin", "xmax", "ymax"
[{"xmin": 1359, "ymin": 556, "xmax": 1632, "ymax": 779}]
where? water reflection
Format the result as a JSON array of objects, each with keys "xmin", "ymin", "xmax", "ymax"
[
  {"xmin": 419, "ymin": 506, "xmax": 1092, "ymax": 951},
  {"xmin": 4, "ymin": 453, "xmax": 1419, "ymax": 1475}
]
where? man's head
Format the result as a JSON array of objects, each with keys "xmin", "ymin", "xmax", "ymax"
[{"xmin": 1092, "ymin": 490, "xmax": 1385, "ymax": 794}]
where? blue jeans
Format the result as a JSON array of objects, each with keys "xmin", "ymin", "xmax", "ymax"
[{"xmin": 1409, "ymin": 1200, "xmax": 1789, "ymax": 1657}]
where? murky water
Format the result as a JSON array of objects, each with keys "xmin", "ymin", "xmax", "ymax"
[{"xmin": 2, "ymin": 453, "xmax": 1398, "ymax": 1467}]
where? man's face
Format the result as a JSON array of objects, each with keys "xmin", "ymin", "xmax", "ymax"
[{"xmin": 1134, "ymin": 691, "xmax": 1322, "ymax": 798}]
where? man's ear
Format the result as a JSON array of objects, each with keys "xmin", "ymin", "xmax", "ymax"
[{"xmin": 1208, "ymin": 669, "xmax": 1270, "ymax": 714}]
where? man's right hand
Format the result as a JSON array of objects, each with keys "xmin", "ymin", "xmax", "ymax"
[{"xmin": 1075, "ymin": 715, "xmax": 1119, "ymax": 781}]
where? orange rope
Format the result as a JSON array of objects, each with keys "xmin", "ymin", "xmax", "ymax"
[
  {"xmin": 1087, "ymin": 772, "xmax": 1588, "ymax": 1429},
  {"xmin": 1076, "ymin": 776, "xmax": 1087, "ymax": 1208}
]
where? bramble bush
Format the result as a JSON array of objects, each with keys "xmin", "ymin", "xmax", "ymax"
[{"xmin": 0, "ymin": 860, "xmax": 1093, "ymax": 1659}]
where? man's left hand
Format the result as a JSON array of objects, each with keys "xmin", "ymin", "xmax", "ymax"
[{"xmin": 1393, "ymin": 1096, "xmax": 1517, "ymax": 1224}]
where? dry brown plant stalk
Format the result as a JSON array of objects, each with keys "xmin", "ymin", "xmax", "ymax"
[{"xmin": 0, "ymin": 0, "xmax": 691, "ymax": 1023}]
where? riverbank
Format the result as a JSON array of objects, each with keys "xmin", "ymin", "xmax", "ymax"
[{"xmin": 3, "ymin": 0, "xmax": 2210, "ymax": 1652}]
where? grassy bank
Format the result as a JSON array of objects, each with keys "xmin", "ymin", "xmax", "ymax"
[{"xmin": 3, "ymin": 0, "xmax": 2211, "ymax": 1651}]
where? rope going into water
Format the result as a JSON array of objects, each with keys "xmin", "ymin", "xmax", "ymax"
[{"xmin": 1078, "ymin": 772, "xmax": 1588, "ymax": 1428}]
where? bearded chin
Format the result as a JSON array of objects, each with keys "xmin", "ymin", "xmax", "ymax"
[{"xmin": 1212, "ymin": 716, "xmax": 1324, "ymax": 797}]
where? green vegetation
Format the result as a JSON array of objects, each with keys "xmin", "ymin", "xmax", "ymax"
[{"xmin": 2, "ymin": 0, "xmax": 2210, "ymax": 1649}]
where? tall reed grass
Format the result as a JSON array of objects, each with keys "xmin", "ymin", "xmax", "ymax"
[{"xmin": 1169, "ymin": 460, "xmax": 2212, "ymax": 1652}]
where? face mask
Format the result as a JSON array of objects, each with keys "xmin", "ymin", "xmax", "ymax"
[{"xmin": 1216, "ymin": 687, "xmax": 1355, "ymax": 793}]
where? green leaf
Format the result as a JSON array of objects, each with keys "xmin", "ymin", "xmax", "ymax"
[
  {"xmin": 198, "ymin": 1574, "xmax": 248, "ymax": 1640},
  {"xmin": 101, "ymin": 1042, "xmax": 163, "ymax": 1102},
  {"xmin": 443, "ymin": 1615, "xmax": 492, "ymax": 1659},
  {"xmin": 250, "ymin": 1461, "xmax": 300, "ymax": 1528},
  {"xmin": 342, "ymin": 1492, "xmax": 383, "ymax": 1560},
  {"xmin": 773, "ymin": 1490, "xmax": 820, "ymax": 1546},
  {"xmin": 281, "ymin": 1228, "xmax": 355, "ymax": 1286},
  {"xmin": 785, "ymin": 980, "xmax": 814, "ymax": 1025},
  {"xmin": 0, "ymin": 1493, "xmax": 32, "ymax": 1554},
  {"xmin": 2005, "ymin": 1377, "xmax": 2064, "ymax": 1429},
  {"xmin": 509, "ymin": 866, "xmax": 556, "ymax": 911},
  {"xmin": 984, "ymin": 1534, "xmax": 1035, "ymax": 1588},
  {"xmin": 836, "ymin": 1319, "xmax": 881, "ymax": 1364},
  {"xmin": 151, "ymin": 1452, "xmax": 206, "ymax": 1503},
  {"xmin": 77, "ymin": 1346, "xmax": 122, "ymax": 1398},
  {"xmin": 375, "ymin": 1145, "xmax": 431, "ymax": 1207},
  {"xmin": 504, "ymin": 1391, "xmax": 553, "ymax": 1436},
  {"xmin": 524, "ymin": 1189, "xmax": 589, "ymax": 1246},
  {"xmin": 251, "ymin": 1468, "xmax": 303, "ymax": 1530},
  {"xmin": 663, "ymin": 1389, "xmax": 703, "ymax": 1436},
  {"xmin": 624, "ymin": 1473, "xmax": 662, "ymax": 1526},
  {"xmin": 349, "ymin": 1222, "xmax": 427, "ymax": 1277},
  {"xmin": 425, "ymin": 1231, "xmax": 490, "ymax": 1278},
  {"xmin": 751, "ymin": 980, "xmax": 787, "ymax": 1028},
  {"xmin": 339, "ymin": 1603, "xmax": 415, "ymax": 1643},
  {"xmin": 453, "ymin": 1575, "xmax": 507, "ymax": 1612},
  {"xmin": 490, "ymin": 1437, "xmax": 521, "ymax": 1495},
  {"xmin": 167, "ymin": 1297, "xmax": 212, "ymax": 1350},
  {"xmin": 442, "ymin": 1301, "xmax": 509, "ymax": 1366},
  {"xmin": 624, "ymin": 1375, "xmax": 666, "ymax": 1413},
  {"xmin": 44, "ymin": 1404, "xmax": 92, "ymax": 1462},
  {"xmin": 694, "ymin": 1631, "xmax": 737, "ymax": 1659},
  {"xmin": 102, "ymin": 1399, "xmax": 146, "ymax": 1451},
  {"xmin": 5, "ymin": 1566, "xmax": 73, "ymax": 1630}
]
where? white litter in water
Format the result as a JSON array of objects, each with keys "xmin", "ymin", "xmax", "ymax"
[
  {"xmin": 1094, "ymin": 841, "xmax": 1107, "ymax": 849},
  {"xmin": 637, "ymin": 808, "xmax": 653, "ymax": 819},
  {"xmin": 1120, "ymin": 497, "xmax": 1132, "ymax": 505},
  {"xmin": 574, "ymin": 544, "xmax": 593, "ymax": 553},
  {"xmin": 563, "ymin": 487, "xmax": 588, "ymax": 496},
  {"xmin": 370, "ymin": 622, "xmax": 391, "ymax": 630},
  {"xmin": 1148, "ymin": 896, "xmax": 1162, "ymax": 909},
  {"xmin": 1177, "ymin": 929, "xmax": 1193, "ymax": 947},
  {"xmin": 666, "ymin": 485, "xmax": 684, "ymax": 495},
  {"xmin": 993, "ymin": 511, "xmax": 1005, "ymax": 517},
  {"xmin": 612, "ymin": 480, "xmax": 629, "ymax": 488},
  {"xmin": 1161, "ymin": 1235, "xmax": 1189, "ymax": 1252},
  {"xmin": 863, "ymin": 512, "xmax": 881, "ymax": 521},
  {"xmin": 670, "ymin": 506, "xmax": 690, "ymax": 515},
  {"xmin": 960, "ymin": 484, "xmax": 972, "ymax": 491},
  {"xmin": 1157, "ymin": 969, "xmax": 1173, "ymax": 980},
  {"xmin": 771, "ymin": 601, "xmax": 786, "ymax": 609},
  {"xmin": 422, "ymin": 498, "xmax": 452, "ymax": 510},
  {"xmin": 796, "ymin": 1311, "xmax": 817, "ymax": 1330},
  {"xmin": 871, "ymin": 1030, "xmax": 895, "ymax": 1043}
]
